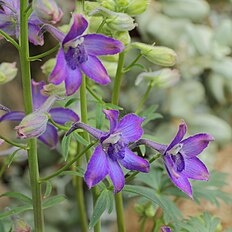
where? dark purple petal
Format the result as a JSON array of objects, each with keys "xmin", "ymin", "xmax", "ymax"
[
  {"xmin": 108, "ymin": 157, "xmax": 125, "ymax": 193},
  {"xmin": 103, "ymin": 109, "xmax": 119, "ymax": 133},
  {"xmin": 136, "ymin": 139, "xmax": 167, "ymax": 154},
  {"xmin": 64, "ymin": 66, "xmax": 82, "ymax": 96},
  {"xmin": 164, "ymin": 155, "xmax": 192, "ymax": 198},
  {"xmin": 181, "ymin": 133, "xmax": 214, "ymax": 158},
  {"xmin": 84, "ymin": 145, "xmax": 108, "ymax": 188},
  {"xmin": 32, "ymin": 80, "xmax": 47, "ymax": 110},
  {"xmin": 161, "ymin": 226, "xmax": 172, "ymax": 232},
  {"xmin": 166, "ymin": 121, "xmax": 187, "ymax": 152},
  {"xmin": 48, "ymin": 49, "xmax": 67, "ymax": 84},
  {"xmin": 0, "ymin": 13, "xmax": 15, "ymax": 36},
  {"xmin": 83, "ymin": 34, "xmax": 124, "ymax": 56},
  {"xmin": 49, "ymin": 107, "xmax": 79, "ymax": 125},
  {"xmin": 119, "ymin": 148, "xmax": 150, "ymax": 172},
  {"xmin": 183, "ymin": 157, "xmax": 209, "ymax": 181},
  {"xmin": 116, "ymin": 114, "xmax": 144, "ymax": 143},
  {"xmin": 41, "ymin": 24, "xmax": 65, "ymax": 42},
  {"xmin": 63, "ymin": 14, "xmax": 88, "ymax": 44},
  {"xmin": 38, "ymin": 124, "xmax": 58, "ymax": 148},
  {"xmin": 80, "ymin": 55, "xmax": 111, "ymax": 85},
  {"xmin": 0, "ymin": 111, "xmax": 24, "ymax": 122},
  {"xmin": 28, "ymin": 23, "xmax": 44, "ymax": 46}
]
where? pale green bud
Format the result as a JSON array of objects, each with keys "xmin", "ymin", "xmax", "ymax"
[
  {"xmin": 84, "ymin": 1, "xmax": 101, "ymax": 14},
  {"xmin": 125, "ymin": 0, "xmax": 149, "ymax": 16},
  {"xmin": 114, "ymin": 31, "xmax": 131, "ymax": 46},
  {"xmin": 41, "ymin": 58, "xmax": 56, "ymax": 76},
  {"xmin": 132, "ymin": 42, "xmax": 177, "ymax": 66},
  {"xmin": 145, "ymin": 204, "xmax": 156, "ymax": 217},
  {"xmin": 114, "ymin": 0, "xmax": 129, "ymax": 8},
  {"xmin": 0, "ymin": 62, "xmax": 17, "ymax": 85},
  {"xmin": 41, "ymin": 83, "xmax": 66, "ymax": 97},
  {"xmin": 100, "ymin": 0, "xmax": 116, "ymax": 11}
]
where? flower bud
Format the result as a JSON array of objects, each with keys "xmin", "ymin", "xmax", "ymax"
[
  {"xmin": 132, "ymin": 42, "xmax": 177, "ymax": 66},
  {"xmin": 125, "ymin": 0, "xmax": 149, "ymax": 16},
  {"xmin": 14, "ymin": 218, "xmax": 31, "ymax": 232},
  {"xmin": 114, "ymin": 31, "xmax": 131, "ymax": 46},
  {"xmin": 0, "ymin": 139, "xmax": 4, "ymax": 146},
  {"xmin": 114, "ymin": 0, "xmax": 129, "ymax": 8},
  {"xmin": 32, "ymin": 0, "xmax": 63, "ymax": 24},
  {"xmin": 15, "ymin": 112, "xmax": 49, "ymax": 139},
  {"xmin": 41, "ymin": 83, "xmax": 66, "ymax": 97},
  {"xmin": 100, "ymin": 0, "xmax": 116, "ymax": 11},
  {"xmin": 0, "ymin": 62, "xmax": 17, "ymax": 85},
  {"xmin": 41, "ymin": 58, "xmax": 56, "ymax": 76}
]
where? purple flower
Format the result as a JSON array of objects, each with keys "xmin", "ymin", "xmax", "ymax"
[
  {"xmin": 0, "ymin": 0, "xmax": 44, "ymax": 45},
  {"xmin": 48, "ymin": 14, "xmax": 124, "ymax": 96},
  {"xmin": 138, "ymin": 121, "xmax": 214, "ymax": 198},
  {"xmin": 67, "ymin": 110, "xmax": 150, "ymax": 192},
  {"xmin": 0, "ymin": 80, "xmax": 79, "ymax": 148},
  {"xmin": 161, "ymin": 226, "xmax": 172, "ymax": 232}
]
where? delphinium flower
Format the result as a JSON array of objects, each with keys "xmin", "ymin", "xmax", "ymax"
[
  {"xmin": 161, "ymin": 226, "xmax": 172, "ymax": 232},
  {"xmin": 66, "ymin": 109, "xmax": 150, "ymax": 193},
  {"xmin": 0, "ymin": 0, "xmax": 62, "ymax": 45},
  {"xmin": 0, "ymin": 80, "xmax": 79, "ymax": 147},
  {"xmin": 48, "ymin": 14, "xmax": 124, "ymax": 96},
  {"xmin": 136, "ymin": 121, "xmax": 214, "ymax": 198}
]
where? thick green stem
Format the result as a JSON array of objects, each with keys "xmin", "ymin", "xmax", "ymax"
[
  {"xmin": 111, "ymin": 51, "xmax": 126, "ymax": 232},
  {"xmin": 80, "ymin": 76, "xmax": 101, "ymax": 232},
  {"xmin": 139, "ymin": 217, "xmax": 146, "ymax": 232},
  {"xmin": 19, "ymin": 1, "xmax": 44, "ymax": 231}
]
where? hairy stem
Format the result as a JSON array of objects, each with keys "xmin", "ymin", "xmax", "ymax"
[{"xmin": 19, "ymin": 1, "xmax": 44, "ymax": 231}]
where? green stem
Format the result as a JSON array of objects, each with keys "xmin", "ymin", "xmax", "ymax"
[
  {"xmin": 111, "ymin": 51, "xmax": 126, "ymax": 232},
  {"xmin": 139, "ymin": 217, "xmax": 146, "ymax": 232},
  {"xmin": 123, "ymin": 53, "xmax": 142, "ymax": 73},
  {"xmin": 29, "ymin": 44, "xmax": 60, "ymax": 61},
  {"xmin": 86, "ymin": 85, "xmax": 105, "ymax": 104},
  {"xmin": 135, "ymin": 81, "xmax": 154, "ymax": 114},
  {"xmin": 19, "ymin": 1, "xmax": 44, "ymax": 231},
  {"xmin": 0, "ymin": 135, "xmax": 28, "ymax": 150},
  {"xmin": 80, "ymin": 75, "xmax": 101, "ymax": 232},
  {"xmin": 96, "ymin": 18, "xmax": 107, "ymax": 33},
  {"xmin": 0, "ymin": 29, "xmax": 20, "ymax": 50}
]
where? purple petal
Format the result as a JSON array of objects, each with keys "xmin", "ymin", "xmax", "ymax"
[
  {"xmin": 63, "ymin": 14, "xmax": 88, "ymax": 44},
  {"xmin": 166, "ymin": 121, "xmax": 187, "ymax": 152},
  {"xmin": 48, "ymin": 49, "xmax": 67, "ymax": 84},
  {"xmin": 49, "ymin": 107, "xmax": 79, "ymax": 125},
  {"xmin": 164, "ymin": 155, "xmax": 192, "ymax": 198},
  {"xmin": 83, "ymin": 34, "xmax": 124, "ymax": 56},
  {"xmin": 103, "ymin": 109, "xmax": 119, "ymax": 133},
  {"xmin": 116, "ymin": 114, "xmax": 144, "ymax": 143},
  {"xmin": 136, "ymin": 139, "xmax": 167, "ymax": 154},
  {"xmin": 42, "ymin": 24, "xmax": 65, "ymax": 42},
  {"xmin": 32, "ymin": 80, "xmax": 47, "ymax": 110},
  {"xmin": 64, "ymin": 67, "xmax": 82, "ymax": 96},
  {"xmin": 181, "ymin": 133, "xmax": 214, "ymax": 158},
  {"xmin": 119, "ymin": 148, "xmax": 150, "ymax": 172},
  {"xmin": 84, "ymin": 145, "xmax": 108, "ymax": 188},
  {"xmin": 108, "ymin": 157, "xmax": 125, "ymax": 193},
  {"xmin": 161, "ymin": 226, "xmax": 172, "ymax": 232},
  {"xmin": 28, "ymin": 23, "xmax": 44, "ymax": 46},
  {"xmin": 81, "ymin": 55, "xmax": 111, "ymax": 85},
  {"xmin": 0, "ymin": 13, "xmax": 15, "ymax": 36},
  {"xmin": 0, "ymin": 104, "xmax": 10, "ymax": 112},
  {"xmin": 183, "ymin": 157, "xmax": 209, "ymax": 181},
  {"xmin": 0, "ymin": 111, "xmax": 24, "ymax": 122},
  {"xmin": 29, "ymin": 12, "xmax": 43, "ymax": 25},
  {"xmin": 38, "ymin": 124, "xmax": 58, "ymax": 148}
]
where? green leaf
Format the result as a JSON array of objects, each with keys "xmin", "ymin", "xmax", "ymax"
[
  {"xmin": 0, "ymin": 192, "xmax": 32, "ymax": 204},
  {"xmin": 72, "ymin": 133, "xmax": 89, "ymax": 146},
  {"xmin": 60, "ymin": 170, "xmax": 84, "ymax": 178},
  {"xmin": 43, "ymin": 181, "xmax": 53, "ymax": 198},
  {"xmin": 96, "ymin": 103, "xmax": 104, "ymax": 129},
  {"xmin": 105, "ymin": 103, "xmax": 123, "ymax": 110},
  {"xmin": 64, "ymin": 97, "xmax": 79, "ymax": 107},
  {"xmin": 106, "ymin": 190, "xmax": 114, "ymax": 214},
  {"xmin": 89, "ymin": 189, "xmax": 108, "ymax": 228},
  {"xmin": 61, "ymin": 135, "xmax": 72, "ymax": 161},
  {"xmin": 0, "ymin": 205, "xmax": 32, "ymax": 219},
  {"xmin": 139, "ymin": 105, "xmax": 162, "ymax": 126},
  {"xmin": 42, "ymin": 195, "xmax": 66, "ymax": 209},
  {"xmin": 6, "ymin": 148, "xmax": 21, "ymax": 168}
]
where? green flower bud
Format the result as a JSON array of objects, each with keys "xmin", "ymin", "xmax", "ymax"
[
  {"xmin": 41, "ymin": 58, "xmax": 56, "ymax": 76},
  {"xmin": 0, "ymin": 62, "xmax": 17, "ymax": 85},
  {"xmin": 114, "ymin": 0, "xmax": 129, "ymax": 8},
  {"xmin": 100, "ymin": 0, "xmax": 116, "ymax": 11},
  {"xmin": 145, "ymin": 204, "xmax": 156, "ymax": 217},
  {"xmin": 132, "ymin": 42, "xmax": 177, "ymax": 66},
  {"xmin": 125, "ymin": 0, "xmax": 149, "ymax": 16},
  {"xmin": 114, "ymin": 31, "xmax": 131, "ymax": 46},
  {"xmin": 42, "ymin": 83, "xmax": 66, "ymax": 97},
  {"xmin": 14, "ymin": 219, "xmax": 31, "ymax": 232}
]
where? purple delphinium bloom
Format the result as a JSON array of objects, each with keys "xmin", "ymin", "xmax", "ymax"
[
  {"xmin": 161, "ymin": 226, "xmax": 172, "ymax": 232},
  {"xmin": 0, "ymin": 0, "xmax": 44, "ymax": 45},
  {"xmin": 48, "ymin": 14, "xmax": 124, "ymax": 96},
  {"xmin": 0, "ymin": 80, "xmax": 79, "ymax": 148},
  {"xmin": 137, "ymin": 121, "xmax": 214, "ymax": 198},
  {"xmin": 66, "ymin": 109, "xmax": 150, "ymax": 192}
]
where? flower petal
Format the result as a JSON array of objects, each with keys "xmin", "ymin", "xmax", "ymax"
[
  {"xmin": 64, "ymin": 66, "xmax": 82, "ymax": 96},
  {"xmin": 116, "ymin": 114, "xmax": 144, "ymax": 143},
  {"xmin": 119, "ymin": 148, "xmax": 150, "ymax": 172},
  {"xmin": 137, "ymin": 139, "xmax": 167, "ymax": 154},
  {"xmin": 0, "ymin": 111, "xmax": 24, "ymax": 122},
  {"xmin": 32, "ymin": 80, "xmax": 47, "ymax": 110},
  {"xmin": 49, "ymin": 107, "xmax": 79, "ymax": 125},
  {"xmin": 38, "ymin": 124, "xmax": 58, "ymax": 148},
  {"xmin": 164, "ymin": 155, "xmax": 192, "ymax": 198},
  {"xmin": 63, "ymin": 14, "xmax": 88, "ymax": 44},
  {"xmin": 28, "ymin": 23, "xmax": 44, "ymax": 46},
  {"xmin": 83, "ymin": 34, "xmax": 124, "ymax": 56},
  {"xmin": 42, "ymin": 24, "xmax": 65, "ymax": 42},
  {"xmin": 81, "ymin": 56, "xmax": 111, "ymax": 85},
  {"xmin": 183, "ymin": 157, "xmax": 209, "ymax": 180},
  {"xmin": 0, "ymin": 13, "xmax": 15, "ymax": 36},
  {"xmin": 181, "ymin": 133, "xmax": 214, "ymax": 158},
  {"xmin": 161, "ymin": 226, "xmax": 172, "ymax": 232},
  {"xmin": 103, "ymin": 109, "xmax": 119, "ymax": 133},
  {"xmin": 48, "ymin": 49, "xmax": 67, "ymax": 84},
  {"xmin": 166, "ymin": 121, "xmax": 187, "ymax": 152},
  {"xmin": 108, "ymin": 157, "xmax": 125, "ymax": 193},
  {"xmin": 84, "ymin": 145, "xmax": 108, "ymax": 188}
]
